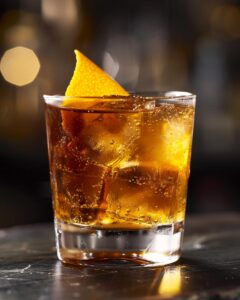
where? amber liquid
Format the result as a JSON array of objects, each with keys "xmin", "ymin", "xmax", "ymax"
[{"xmin": 46, "ymin": 99, "xmax": 194, "ymax": 230}]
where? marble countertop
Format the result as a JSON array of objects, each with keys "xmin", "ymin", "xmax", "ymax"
[{"xmin": 1, "ymin": 214, "xmax": 240, "ymax": 300}]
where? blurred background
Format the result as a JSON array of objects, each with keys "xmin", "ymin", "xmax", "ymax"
[{"xmin": 0, "ymin": 0, "xmax": 240, "ymax": 227}]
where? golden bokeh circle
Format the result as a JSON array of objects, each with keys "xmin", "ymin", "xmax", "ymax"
[{"xmin": 0, "ymin": 46, "xmax": 40, "ymax": 87}]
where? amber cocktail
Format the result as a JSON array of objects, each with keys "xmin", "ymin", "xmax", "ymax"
[{"xmin": 44, "ymin": 92, "xmax": 195, "ymax": 267}]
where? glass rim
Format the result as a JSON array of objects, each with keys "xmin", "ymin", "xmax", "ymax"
[
  {"xmin": 44, "ymin": 91, "xmax": 196, "ymax": 103},
  {"xmin": 44, "ymin": 91, "xmax": 196, "ymax": 113}
]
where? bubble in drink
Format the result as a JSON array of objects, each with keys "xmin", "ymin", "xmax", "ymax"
[
  {"xmin": 46, "ymin": 99, "xmax": 194, "ymax": 228},
  {"xmin": 61, "ymin": 101, "xmax": 140, "ymax": 167}
]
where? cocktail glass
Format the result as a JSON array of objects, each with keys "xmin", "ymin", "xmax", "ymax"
[{"xmin": 44, "ymin": 91, "xmax": 196, "ymax": 267}]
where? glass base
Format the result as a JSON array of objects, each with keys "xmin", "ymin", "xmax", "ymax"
[{"xmin": 55, "ymin": 219, "xmax": 184, "ymax": 268}]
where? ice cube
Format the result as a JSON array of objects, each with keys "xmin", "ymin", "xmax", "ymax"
[
  {"xmin": 52, "ymin": 137, "xmax": 111, "ymax": 224},
  {"xmin": 63, "ymin": 112, "xmax": 140, "ymax": 167},
  {"xmin": 105, "ymin": 164, "xmax": 183, "ymax": 225},
  {"xmin": 139, "ymin": 104, "xmax": 193, "ymax": 169},
  {"xmin": 85, "ymin": 113, "xmax": 140, "ymax": 166},
  {"xmin": 61, "ymin": 97, "xmax": 141, "ymax": 167}
]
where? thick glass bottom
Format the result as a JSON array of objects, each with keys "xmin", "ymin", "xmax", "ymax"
[{"xmin": 55, "ymin": 219, "xmax": 184, "ymax": 268}]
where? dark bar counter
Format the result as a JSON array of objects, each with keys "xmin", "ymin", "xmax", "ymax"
[{"xmin": 0, "ymin": 214, "xmax": 240, "ymax": 300}]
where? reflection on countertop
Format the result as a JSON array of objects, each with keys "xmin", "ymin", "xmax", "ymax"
[{"xmin": 1, "ymin": 214, "xmax": 240, "ymax": 299}]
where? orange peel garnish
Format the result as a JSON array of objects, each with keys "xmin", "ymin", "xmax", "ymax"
[
  {"xmin": 62, "ymin": 50, "xmax": 128, "ymax": 136},
  {"xmin": 65, "ymin": 50, "xmax": 128, "ymax": 99}
]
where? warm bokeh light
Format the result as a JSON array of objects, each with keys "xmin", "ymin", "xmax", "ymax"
[
  {"xmin": 42, "ymin": 0, "xmax": 78, "ymax": 27},
  {"xmin": 0, "ymin": 46, "xmax": 40, "ymax": 87},
  {"xmin": 158, "ymin": 267, "xmax": 182, "ymax": 297},
  {"xmin": 103, "ymin": 52, "xmax": 119, "ymax": 79},
  {"xmin": 211, "ymin": 4, "xmax": 240, "ymax": 38}
]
